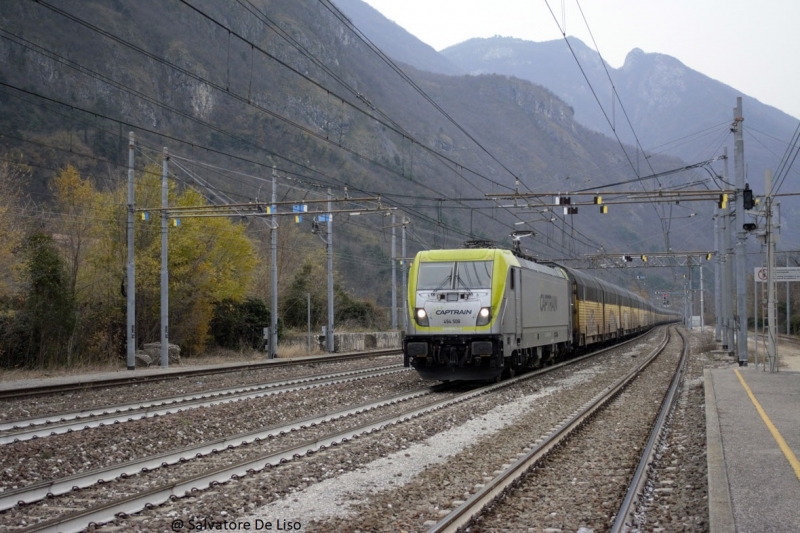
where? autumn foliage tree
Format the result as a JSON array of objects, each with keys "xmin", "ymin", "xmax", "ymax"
[
  {"xmin": 0, "ymin": 157, "xmax": 29, "ymax": 298},
  {"xmin": 1, "ymin": 162, "xmax": 260, "ymax": 368},
  {"xmin": 0, "ymin": 157, "xmax": 33, "ymax": 367},
  {"xmin": 122, "ymin": 165, "xmax": 259, "ymax": 355}
]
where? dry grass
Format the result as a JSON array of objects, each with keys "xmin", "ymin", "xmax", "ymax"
[
  {"xmin": 0, "ymin": 360, "xmax": 124, "ymax": 382},
  {"xmin": 275, "ymin": 342, "xmax": 327, "ymax": 359},
  {"xmin": 697, "ymin": 330, "xmax": 718, "ymax": 353}
]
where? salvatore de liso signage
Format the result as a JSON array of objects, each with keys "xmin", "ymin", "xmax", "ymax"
[{"xmin": 754, "ymin": 267, "xmax": 800, "ymax": 282}]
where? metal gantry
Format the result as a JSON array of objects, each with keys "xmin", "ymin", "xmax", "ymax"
[{"xmin": 124, "ymin": 135, "xmax": 394, "ymax": 365}]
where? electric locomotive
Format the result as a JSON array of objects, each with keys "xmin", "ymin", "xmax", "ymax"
[
  {"xmin": 403, "ymin": 245, "xmax": 679, "ymax": 381},
  {"xmin": 403, "ymin": 247, "xmax": 570, "ymax": 381}
]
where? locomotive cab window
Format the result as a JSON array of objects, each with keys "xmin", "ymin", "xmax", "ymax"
[
  {"xmin": 456, "ymin": 261, "xmax": 493, "ymax": 290},
  {"xmin": 417, "ymin": 261, "xmax": 493, "ymax": 291},
  {"xmin": 417, "ymin": 262, "xmax": 455, "ymax": 290}
]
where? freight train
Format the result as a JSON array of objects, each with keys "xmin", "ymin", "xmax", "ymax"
[{"xmin": 403, "ymin": 245, "xmax": 680, "ymax": 381}]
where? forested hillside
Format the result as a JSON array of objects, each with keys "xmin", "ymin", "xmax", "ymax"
[{"xmin": 0, "ymin": 0, "xmax": 708, "ymax": 367}]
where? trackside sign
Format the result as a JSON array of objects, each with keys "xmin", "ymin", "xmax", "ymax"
[{"xmin": 754, "ymin": 267, "xmax": 800, "ymax": 282}]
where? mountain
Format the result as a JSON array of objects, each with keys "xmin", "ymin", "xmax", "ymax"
[
  {"xmin": 0, "ymin": 0, "xmax": 727, "ymax": 304},
  {"xmin": 327, "ymin": 2, "xmax": 799, "ymax": 245},
  {"xmin": 331, "ymin": 0, "xmax": 463, "ymax": 76},
  {"xmin": 441, "ymin": 37, "xmax": 799, "ymax": 197}
]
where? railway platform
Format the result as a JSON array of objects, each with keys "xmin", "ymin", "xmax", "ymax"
[
  {"xmin": 706, "ymin": 366, "xmax": 800, "ymax": 532},
  {"xmin": 0, "ymin": 361, "xmax": 247, "ymax": 392}
]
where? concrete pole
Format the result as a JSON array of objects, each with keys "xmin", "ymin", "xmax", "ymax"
[
  {"xmin": 307, "ymin": 293, "xmax": 311, "ymax": 354},
  {"xmin": 734, "ymin": 97, "xmax": 749, "ymax": 365},
  {"xmin": 754, "ymin": 273, "xmax": 759, "ymax": 369},
  {"xmin": 402, "ymin": 218, "xmax": 408, "ymax": 332},
  {"xmin": 714, "ymin": 208, "xmax": 722, "ymax": 342},
  {"xmin": 768, "ymin": 197, "xmax": 777, "ymax": 371},
  {"xmin": 700, "ymin": 263, "xmax": 705, "ymax": 329},
  {"xmin": 685, "ymin": 282, "xmax": 689, "ymax": 326},
  {"xmin": 767, "ymin": 170, "xmax": 778, "ymax": 372},
  {"xmin": 326, "ymin": 188, "xmax": 334, "ymax": 353},
  {"xmin": 787, "ymin": 255, "xmax": 791, "ymax": 335},
  {"xmin": 160, "ymin": 148, "xmax": 169, "ymax": 368},
  {"xmin": 688, "ymin": 259, "xmax": 693, "ymax": 330},
  {"xmin": 728, "ymin": 203, "xmax": 737, "ymax": 354},
  {"xmin": 723, "ymin": 147, "xmax": 735, "ymax": 354},
  {"xmin": 391, "ymin": 214, "xmax": 397, "ymax": 329},
  {"xmin": 720, "ymin": 199, "xmax": 731, "ymax": 350},
  {"xmin": 126, "ymin": 132, "xmax": 136, "ymax": 370},
  {"xmin": 270, "ymin": 168, "xmax": 278, "ymax": 359}
]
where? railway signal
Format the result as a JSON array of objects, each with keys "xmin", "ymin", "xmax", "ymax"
[{"xmin": 742, "ymin": 184, "xmax": 755, "ymax": 210}]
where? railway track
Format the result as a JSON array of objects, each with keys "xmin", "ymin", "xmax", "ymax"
[
  {"xmin": 0, "ymin": 349, "xmax": 401, "ymax": 400},
  {"xmin": 0, "ymin": 364, "xmax": 405, "ymax": 443},
  {"xmin": 753, "ymin": 331, "xmax": 800, "ymax": 347},
  {"xmin": 426, "ymin": 327, "xmax": 684, "ymax": 532},
  {"xmin": 1, "ymin": 380, "xmax": 448, "ymax": 519},
  {"xmin": 1, "ymin": 333, "xmax": 659, "ymax": 533},
  {"xmin": 611, "ymin": 328, "xmax": 689, "ymax": 532}
]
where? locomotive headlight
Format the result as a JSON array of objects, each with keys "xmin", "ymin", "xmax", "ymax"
[
  {"xmin": 415, "ymin": 308, "xmax": 429, "ymax": 326},
  {"xmin": 476, "ymin": 307, "xmax": 492, "ymax": 326}
]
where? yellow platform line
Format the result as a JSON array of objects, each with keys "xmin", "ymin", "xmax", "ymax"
[{"xmin": 734, "ymin": 368, "xmax": 800, "ymax": 481}]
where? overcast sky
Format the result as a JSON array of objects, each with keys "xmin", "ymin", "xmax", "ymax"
[{"xmin": 359, "ymin": 0, "xmax": 800, "ymax": 120}]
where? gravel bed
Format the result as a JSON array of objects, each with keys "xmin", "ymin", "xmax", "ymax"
[
  {"xmin": 628, "ymin": 330, "xmax": 734, "ymax": 532},
  {"xmin": 84, "ymin": 331, "xmax": 666, "ymax": 533},
  {"xmin": 0, "ymin": 355, "xmax": 402, "ymax": 422},
  {"xmin": 463, "ymin": 329, "xmax": 684, "ymax": 532},
  {"xmin": 0, "ymin": 370, "xmax": 425, "ymax": 492},
  {"xmin": 1, "ymin": 383, "xmax": 466, "ymax": 531}
]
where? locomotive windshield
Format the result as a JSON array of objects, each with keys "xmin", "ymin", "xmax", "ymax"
[
  {"xmin": 456, "ymin": 261, "xmax": 493, "ymax": 289},
  {"xmin": 417, "ymin": 262, "xmax": 454, "ymax": 290},
  {"xmin": 417, "ymin": 261, "xmax": 493, "ymax": 290}
]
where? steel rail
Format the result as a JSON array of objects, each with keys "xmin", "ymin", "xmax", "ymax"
[
  {"xmin": 0, "ymin": 382, "xmax": 442, "ymax": 512},
  {"xmin": 609, "ymin": 327, "xmax": 689, "ymax": 533},
  {"xmin": 0, "ymin": 349, "xmax": 401, "ymax": 400},
  {"xmin": 16, "ymin": 378, "xmax": 511, "ymax": 533},
  {"xmin": 14, "ymin": 330, "xmax": 662, "ymax": 533},
  {"xmin": 0, "ymin": 364, "xmax": 405, "ymax": 440},
  {"xmin": 427, "ymin": 327, "xmax": 674, "ymax": 533}
]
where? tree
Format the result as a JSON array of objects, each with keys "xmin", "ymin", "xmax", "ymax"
[
  {"xmin": 12, "ymin": 232, "xmax": 76, "ymax": 368},
  {"xmin": 52, "ymin": 165, "xmax": 97, "ymax": 299},
  {"xmin": 0, "ymin": 156, "xmax": 32, "ymax": 367},
  {"xmin": 282, "ymin": 258, "xmax": 328, "ymax": 330},
  {"xmin": 130, "ymin": 168, "xmax": 259, "ymax": 355},
  {"xmin": 0, "ymin": 155, "xmax": 29, "ymax": 298},
  {"xmin": 210, "ymin": 297, "xmax": 273, "ymax": 351},
  {"xmin": 50, "ymin": 165, "xmax": 105, "ymax": 362},
  {"xmin": 281, "ymin": 256, "xmax": 385, "ymax": 331}
]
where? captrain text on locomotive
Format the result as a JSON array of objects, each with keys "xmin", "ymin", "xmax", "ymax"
[{"xmin": 403, "ymin": 247, "xmax": 680, "ymax": 381}]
